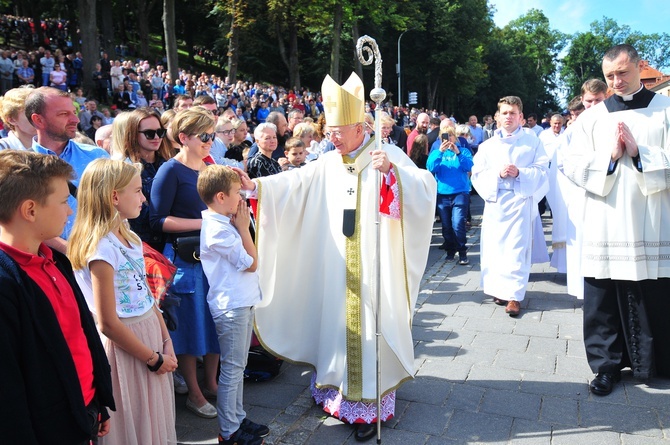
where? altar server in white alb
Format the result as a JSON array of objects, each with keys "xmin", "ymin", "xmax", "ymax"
[
  {"xmin": 471, "ymin": 96, "xmax": 549, "ymax": 317},
  {"xmin": 235, "ymin": 72, "xmax": 436, "ymax": 442},
  {"xmin": 563, "ymin": 44, "xmax": 670, "ymax": 396}
]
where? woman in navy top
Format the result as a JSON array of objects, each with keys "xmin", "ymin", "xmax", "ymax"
[{"xmin": 150, "ymin": 106, "xmax": 220, "ymax": 419}]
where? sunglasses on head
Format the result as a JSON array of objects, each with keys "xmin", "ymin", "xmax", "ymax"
[
  {"xmin": 138, "ymin": 128, "xmax": 167, "ymax": 139},
  {"xmin": 195, "ymin": 132, "xmax": 217, "ymax": 143}
]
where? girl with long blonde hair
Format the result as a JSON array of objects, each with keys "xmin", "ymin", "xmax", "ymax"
[{"xmin": 69, "ymin": 158, "xmax": 178, "ymax": 445}]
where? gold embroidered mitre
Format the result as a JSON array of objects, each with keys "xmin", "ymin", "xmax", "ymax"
[{"xmin": 321, "ymin": 72, "xmax": 366, "ymax": 126}]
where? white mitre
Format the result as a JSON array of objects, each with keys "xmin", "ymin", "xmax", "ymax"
[{"xmin": 321, "ymin": 72, "xmax": 366, "ymax": 126}]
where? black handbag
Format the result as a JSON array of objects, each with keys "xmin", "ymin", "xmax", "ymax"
[{"xmin": 173, "ymin": 236, "xmax": 201, "ymax": 263}]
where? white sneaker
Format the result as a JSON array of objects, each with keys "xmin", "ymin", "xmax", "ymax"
[{"xmin": 173, "ymin": 371, "xmax": 188, "ymax": 395}]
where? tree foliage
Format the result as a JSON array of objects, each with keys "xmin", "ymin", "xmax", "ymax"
[
  {"xmin": 5, "ymin": 2, "xmax": 670, "ymax": 117},
  {"xmin": 561, "ymin": 18, "xmax": 670, "ymax": 99}
]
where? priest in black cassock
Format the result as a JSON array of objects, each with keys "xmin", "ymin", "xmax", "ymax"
[{"xmin": 563, "ymin": 44, "xmax": 670, "ymax": 396}]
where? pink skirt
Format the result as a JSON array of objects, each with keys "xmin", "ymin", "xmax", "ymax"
[{"xmin": 100, "ymin": 309, "xmax": 177, "ymax": 445}]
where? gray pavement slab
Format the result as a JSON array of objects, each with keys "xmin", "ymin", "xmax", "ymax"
[{"xmin": 175, "ymin": 196, "xmax": 670, "ymax": 444}]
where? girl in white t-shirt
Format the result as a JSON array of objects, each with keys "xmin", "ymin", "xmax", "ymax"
[{"xmin": 69, "ymin": 159, "xmax": 178, "ymax": 445}]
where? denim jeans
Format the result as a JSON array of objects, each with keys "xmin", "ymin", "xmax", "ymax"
[
  {"xmin": 213, "ymin": 306, "xmax": 254, "ymax": 438},
  {"xmin": 436, "ymin": 192, "xmax": 470, "ymax": 255}
]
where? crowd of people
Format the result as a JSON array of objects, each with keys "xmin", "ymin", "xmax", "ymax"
[{"xmin": 0, "ymin": 37, "xmax": 669, "ymax": 445}]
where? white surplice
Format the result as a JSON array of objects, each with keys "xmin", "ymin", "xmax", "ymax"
[
  {"xmin": 563, "ymin": 97, "xmax": 670, "ymax": 280},
  {"xmin": 471, "ymin": 128, "xmax": 549, "ymax": 301},
  {"xmin": 545, "ymin": 126, "xmax": 586, "ymax": 298},
  {"xmin": 253, "ymin": 138, "xmax": 437, "ymax": 401}
]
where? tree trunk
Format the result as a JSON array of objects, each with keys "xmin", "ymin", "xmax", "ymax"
[
  {"xmin": 288, "ymin": 22, "xmax": 300, "ymax": 90},
  {"xmin": 329, "ymin": 3, "xmax": 343, "ymax": 82},
  {"xmin": 276, "ymin": 22, "xmax": 289, "ymax": 72},
  {"xmin": 67, "ymin": 3, "xmax": 79, "ymax": 53},
  {"xmin": 163, "ymin": 0, "xmax": 179, "ymax": 87},
  {"xmin": 136, "ymin": 0, "xmax": 156, "ymax": 59},
  {"xmin": 352, "ymin": 19, "xmax": 363, "ymax": 80},
  {"xmin": 226, "ymin": 0, "xmax": 240, "ymax": 84},
  {"xmin": 78, "ymin": 0, "xmax": 97, "ymax": 95},
  {"xmin": 100, "ymin": 0, "xmax": 115, "ymax": 56}
]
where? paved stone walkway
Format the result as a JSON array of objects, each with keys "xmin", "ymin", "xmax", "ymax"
[{"xmin": 176, "ymin": 196, "xmax": 670, "ymax": 444}]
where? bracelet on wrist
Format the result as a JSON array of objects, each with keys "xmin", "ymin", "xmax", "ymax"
[
  {"xmin": 163, "ymin": 338, "xmax": 171, "ymax": 345},
  {"xmin": 146, "ymin": 351, "xmax": 156, "ymax": 364},
  {"xmin": 147, "ymin": 352, "xmax": 163, "ymax": 372}
]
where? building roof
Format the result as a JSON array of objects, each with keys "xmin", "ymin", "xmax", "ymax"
[{"xmin": 641, "ymin": 60, "xmax": 670, "ymax": 89}]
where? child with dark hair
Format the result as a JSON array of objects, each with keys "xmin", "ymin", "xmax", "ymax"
[{"xmin": 0, "ymin": 150, "xmax": 115, "ymax": 444}]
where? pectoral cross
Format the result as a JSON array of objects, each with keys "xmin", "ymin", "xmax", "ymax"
[{"xmin": 347, "ymin": 166, "xmax": 355, "ymax": 173}]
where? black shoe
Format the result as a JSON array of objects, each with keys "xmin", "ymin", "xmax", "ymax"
[
  {"xmin": 458, "ymin": 254, "xmax": 469, "ymax": 265},
  {"xmin": 354, "ymin": 423, "xmax": 377, "ymax": 442},
  {"xmin": 589, "ymin": 371, "xmax": 621, "ymax": 396},
  {"xmin": 240, "ymin": 418, "xmax": 269, "ymax": 438},
  {"xmin": 219, "ymin": 428, "xmax": 264, "ymax": 445},
  {"xmin": 445, "ymin": 254, "xmax": 455, "ymax": 262}
]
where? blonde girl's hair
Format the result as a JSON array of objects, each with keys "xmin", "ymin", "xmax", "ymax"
[
  {"xmin": 0, "ymin": 87, "xmax": 35, "ymax": 131},
  {"xmin": 68, "ymin": 158, "xmax": 142, "ymax": 270},
  {"xmin": 109, "ymin": 111, "xmax": 132, "ymax": 160}
]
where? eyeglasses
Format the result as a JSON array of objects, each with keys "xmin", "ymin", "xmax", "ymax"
[
  {"xmin": 194, "ymin": 132, "xmax": 217, "ymax": 143},
  {"xmin": 324, "ymin": 124, "xmax": 360, "ymax": 140},
  {"xmin": 138, "ymin": 128, "xmax": 167, "ymax": 139},
  {"xmin": 216, "ymin": 129, "xmax": 234, "ymax": 136}
]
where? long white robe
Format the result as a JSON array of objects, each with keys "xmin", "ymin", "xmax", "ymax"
[
  {"xmin": 471, "ymin": 128, "xmax": 549, "ymax": 301},
  {"xmin": 546, "ymin": 126, "xmax": 586, "ymax": 298},
  {"xmin": 253, "ymin": 138, "xmax": 436, "ymax": 401},
  {"xmin": 562, "ymin": 96, "xmax": 670, "ymax": 280}
]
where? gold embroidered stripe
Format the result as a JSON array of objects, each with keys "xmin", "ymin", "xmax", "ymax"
[{"xmin": 345, "ymin": 163, "xmax": 363, "ymax": 400}]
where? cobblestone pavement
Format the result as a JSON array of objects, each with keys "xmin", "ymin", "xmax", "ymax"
[{"xmin": 176, "ymin": 196, "xmax": 670, "ymax": 444}]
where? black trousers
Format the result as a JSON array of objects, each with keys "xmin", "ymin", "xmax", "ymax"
[{"xmin": 583, "ymin": 277, "xmax": 670, "ymax": 379}]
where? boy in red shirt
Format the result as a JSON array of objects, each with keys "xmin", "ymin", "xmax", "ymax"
[{"xmin": 0, "ymin": 150, "xmax": 115, "ymax": 444}]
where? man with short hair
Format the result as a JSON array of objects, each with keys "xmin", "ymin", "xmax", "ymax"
[
  {"xmin": 467, "ymin": 115, "xmax": 485, "ymax": 152},
  {"xmin": 238, "ymin": 72, "xmax": 436, "ymax": 442},
  {"xmin": 173, "ymin": 94, "xmax": 193, "ymax": 111},
  {"xmin": 567, "ymin": 97, "xmax": 585, "ymax": 125},
  {"xmin": 526, "ymin": 113, "xmax": 543, "ymax": 136},
  {"xmin": 427, "ymin": 117, "xmax": 441, "ymax": 148},
  {"xmin": 563, "ymin": 44, "xmax": 670, "ymax": 395},
  {"xmin": 286, "ymin": 108, "xmax": 304, "ymax": 137},
  {"xmin": 538, "ymin": 114, "xmax": 564, "ymax": 158},
  {"xmin": 406, "ymin": 112, "xmax": 429, "ymax": 155},
  {"xmin": 25, "ymin": 87, "xmax": 109, "ymax": 252},
  {"xmin": 16, "ymin": 58, "xmax": 34, "ymax": 86},
  {"xmin": 79, "ymin": 100, "xmax": 105, "ymax": 132},
  {"xmin": 471, "ymin": 96, "xmax": 549, "ymax": 317},
  {"xmin": 0, "ymin": 50, "xmax": 15, "ymax": 94},
  {"xmin": 39, "ymin": 50, "xmax": 54, "ymax": 87}
]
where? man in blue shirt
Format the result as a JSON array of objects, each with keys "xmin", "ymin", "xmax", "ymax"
[
  {"xmin": 25, "ymin": 87, "xmax": 109, "ymax": 252},
  {"xmin": 467, "ymin": 115, "xmax": 486, "ymax": 153}
]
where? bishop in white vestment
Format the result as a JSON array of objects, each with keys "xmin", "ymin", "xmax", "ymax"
[{"xmin": 237, "ymin": 73, "xmax": 436, "ymax": 432}]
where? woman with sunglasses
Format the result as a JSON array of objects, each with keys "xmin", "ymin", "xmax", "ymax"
[
  {"xmin": 113, "ymin": 107, "xmax": 175, "ymax": 251},
  {"xmin": 149, "ymin": 107, "xmax": 220, "ymax": 419}
]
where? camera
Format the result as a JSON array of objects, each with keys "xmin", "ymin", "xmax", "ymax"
[{"xmin": 441, "ymin": 133, "xmax": 450, "ymax": 141}]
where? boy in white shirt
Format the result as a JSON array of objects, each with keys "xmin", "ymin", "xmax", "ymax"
[{"xmin": 197, "ymin": 165, "xmax": 268, "ymax": 445}]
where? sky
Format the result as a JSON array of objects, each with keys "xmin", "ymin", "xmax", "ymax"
[{"xmin": 491, "ymin": 0, "xmax": 670, "ymax": 36}]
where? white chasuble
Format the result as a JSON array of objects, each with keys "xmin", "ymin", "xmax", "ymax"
[
  {"xmin": 253, "ymin": 139, "xmax": 437, "ymax": 401},
  {"xmin": 563, "ymin": 96, "xmax": 670, "ymax": 280},
  {"xmin": 471, "ymin": 129, "xmax": 549, "ymax": 301}
]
